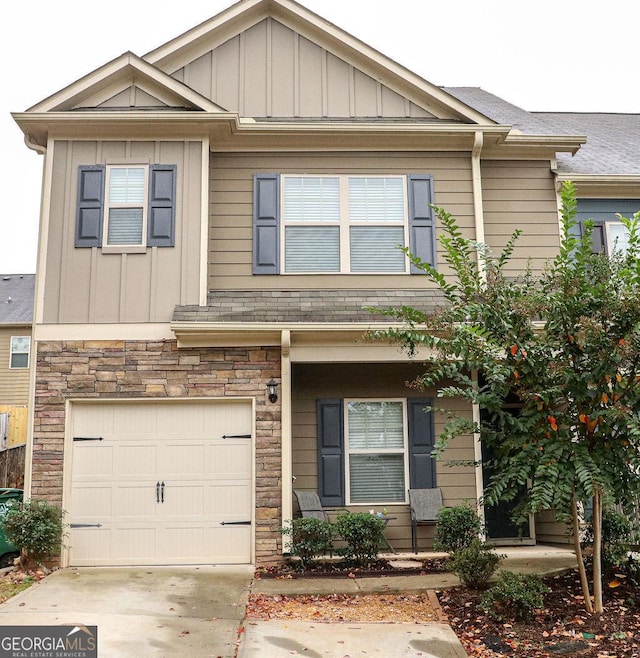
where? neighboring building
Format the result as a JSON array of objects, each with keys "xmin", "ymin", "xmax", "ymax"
[
  {"xmin": 0, "ymin": 274, "xmax": 34, "ymax": 449},
  {"xmin": 11, "ymin": 0, "xmax": 639, "ymax": 567}
]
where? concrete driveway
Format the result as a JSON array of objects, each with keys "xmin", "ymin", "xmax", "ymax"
[{"xmin": 0, "ymin": 565, "xmax": 252, "ymax": 657}]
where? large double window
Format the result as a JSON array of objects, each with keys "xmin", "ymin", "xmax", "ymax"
[
  {"xmin": 282, "ymin": 176, "xmax": 407, "ymax": 273},
  {"xmin": 252, "ymin": 173, "xmax": 435, "ymax": 275}
]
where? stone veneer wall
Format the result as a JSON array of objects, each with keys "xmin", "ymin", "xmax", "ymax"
[{"xmin": 33, "ymin": 339, "xmax": 283, "ymax": 565}]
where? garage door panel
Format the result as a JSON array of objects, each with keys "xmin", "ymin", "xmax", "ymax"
[
  {"xmin": 72, "ymin": 445, "xmax": 114, "ymax": 478},
  {"xmin": 69, "ymin": 401, "xmax": 253, "ymax": 566},
  {"xmin": 205, "ymin": 442, "xmax": 252, "ymax": 478},
  {"xmin": 206, "ymin": 483, "xmax": 251, "ymax": 518},
  {"xmin": 72, "ymin": 486, "xmax": 113, "ymax": 518}
]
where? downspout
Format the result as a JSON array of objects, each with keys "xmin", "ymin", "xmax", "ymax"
[
  {"xmin": 471, "ymin": 132, "xmax": 486, "ymax": 522},
  {"xmin": 23, "ymin": 135, "xmax": 49, "ymax": 498},
  {"xmin": 280, "ymin": 329, "xmax": 292, "ymax": 552}
]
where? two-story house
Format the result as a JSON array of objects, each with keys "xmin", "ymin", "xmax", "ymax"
[{"xmin": 12, "ymin": 0, "xmax": 639, "ymax": 567}]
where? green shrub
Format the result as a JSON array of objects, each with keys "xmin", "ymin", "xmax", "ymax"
[
  {"xmin": 281, "ymin": 517, "xmax": 333, "ymax": 569},
  {"xmin": 334, "ymin": 512, "xmax": 385, "ymax": 567},
  {"xmin": 448, "ymin": 538, "xmax": 504, "ymax": 589},
  {"xmin": 3, "ymin": 500, "xmax": 65, "ymax": 567},
  {"xmin": 433, "ymin": 504, "xmax": 483, "ymax": 553},
  {"xmin": 480, "ymin": 571, "xmax": 549, "ymax": 621}
]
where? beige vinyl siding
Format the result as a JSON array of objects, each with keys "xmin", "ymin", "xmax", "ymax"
[
  {"xmin": 481, "ymin": 160, "xmax": 560, "ymax": 275},
  {"xmin": 43, "ymin": 140, "xmax": 204, "ymax": 324},
  {"xmin": 291, "ymin": 363, "xmax": 476, "ymax": 553},
  {"xmin": 0, "ymin": 327, "xmax": 31, "ymax": 405},
  {"xmin": 209, "ymin": 151, "xmax": 474, "ymax": 290},
  {"xmin": 534, "ymin": 509, "xmax": 571, "ymax": 545},
  {"xmin": 174, "ymin": 17, "xmax": 442, "ymax": 119}
]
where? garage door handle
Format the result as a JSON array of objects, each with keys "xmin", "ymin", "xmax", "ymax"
[
  {"xmin": 161, "ymin": 481, "xmax": 165, "ymax": 503},
  {"xmin": 156, "ymin": 481, "xmax": 160, "ymax": 503},
  {"xmin": 222, "ymin": 434, "xmax": 251, "ymax": 439},
  {"xmin": 221, "ymin": 521, "xmax": 251, "ymax": 526}
]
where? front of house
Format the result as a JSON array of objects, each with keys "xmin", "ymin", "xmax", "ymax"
[{"xmin": 12, "ymin": 0, "xmax": 640, "ymax": 567}]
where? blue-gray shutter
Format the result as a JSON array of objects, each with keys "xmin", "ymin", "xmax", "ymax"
[
  {"xmin": 407, "ymin": 398, "xmax": 435, "ymax": 489},
  {"xmin": 75, "ymin": 165, "xmax": 105, "ymax": 247},
  {"xmin": 317, "ymin": 399, "xmax": 344, "ymax": 506},
  {"xmin": 407, "ymin": 174, "xmax": 436, "ymax": 273},
  {"xmin": 147, "ymin": 164, "xmax": 177, "ymax": 247},
  {"xmin": 253, "ymin": 173, "xmax": 280, "ymax": 274}
]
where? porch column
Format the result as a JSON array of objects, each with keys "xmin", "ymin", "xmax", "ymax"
[{"xmin": 280, "ymin": 329, "xmax": 292, "ymax": 552}]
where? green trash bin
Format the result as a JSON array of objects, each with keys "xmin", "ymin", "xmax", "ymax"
[{"xmin": 0, "ymin": 489, "xmax": 22, "ymax": 566}]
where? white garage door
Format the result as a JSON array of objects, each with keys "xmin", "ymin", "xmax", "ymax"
[{"xmin": 69, "ymin": 400, "xmax": 253, "ymax": 566}]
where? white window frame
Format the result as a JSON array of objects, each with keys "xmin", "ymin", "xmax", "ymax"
[
  {"xmin": 102, "ymin": 165, "xmax": 149, "ymax": 253},
  {"xmin": 9, "ymin": 336, "xmax": 30, "ymax": 370},
  {"xmin": 280, "ymin": 174, "xmax": 409, "ymax": 274},
  {"xmin": 344, "ymin": 398, "xmax": 410, "ymax": 506},
  {"xmin": 605, "ymin": 221, "xmax": 630, "ymax": 255}
]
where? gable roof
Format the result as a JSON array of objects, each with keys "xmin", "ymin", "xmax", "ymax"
[
  {"xmin": 0, "ymin": 275, "xmax": 35, "ymax": 325},
  {"xmin": 27, "ymin": 52, "xmax": 226, "ymax": 114},
  {"xmin": 144, "ymin": 0, "xmax": 493, "ymax": 125}
]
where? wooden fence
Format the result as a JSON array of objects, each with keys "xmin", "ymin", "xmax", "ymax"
[{"xmin": 0, "ymin": 445, "xmax": 25, "ymax": 489}]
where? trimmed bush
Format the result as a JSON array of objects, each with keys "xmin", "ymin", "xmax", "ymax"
[
  {"xmin": 433, "ymin": 504, "xmax": 483, "ymax": 553},
  {"xmin": 481, "ymin": 571, "xmax": 549, "ymax": 621},
  {"xmin": 3, "ymin": 500, "xmax": 66, "ymax": 567},
  {"xmin": 448, "ymin": 539, "xmax": 504, "ymax": 589},
  {"xmin": 281, "ymin": 517, "xmax": 333, "ymax": 569},
  {"xmin": 583, "ymin": 506, "xmax": 632, "ymax": 570},
  {"xmin": 334, "ymin": 512, "xmax": 385, "ymax": 567}
]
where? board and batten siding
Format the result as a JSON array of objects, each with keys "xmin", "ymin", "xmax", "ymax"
[
  {"xmin": 172, "ymin": 17, "xmax": 442, "ymax": 119},
  {"xmin": 0, "ymin": 327, "xmax": 31, "ymax": 406},
  {"xmin": 43, "ymin": 140, "xmax": 204, "ymax": 325},
  {"xmin": 481, "ymin": 160, "xmax": 560, "ymax": 275},
  {"xmin": 209, "ymin": 151, "xmax": 474, "ymax": 290},
  {"xmin": 291, "ymin": 363, "xmax": 476, "ymax": 553}
]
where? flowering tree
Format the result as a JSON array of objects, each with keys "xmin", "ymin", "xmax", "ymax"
[{"xmin": 374, "ymin": 182, "xmax": 640, "ymax": 613}]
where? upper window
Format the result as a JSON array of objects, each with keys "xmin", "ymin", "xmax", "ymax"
[
  {"xmin": 252, "ymin": 173, "xmax": 435, "ymax": 275},
  {"xmin": 10, "ymin": 336, "xmax": 30, "ymax": 369},
  {"xmin": 75, "ymin": 164, "xmax": 177, "ymax": 251},
  {"xmin": 104, "ymin": 166, "xmax": 147, "ymax": 247},
  {"xmin": 606, "ymin": 222, "xmax": 630, "ymax": 255},
  {"xmin": 345, "ymin": 400, "xmax": 408, "ymax": 504},
  {"xmin": 282, "ymin": 176, "xmax": 407, "ymax": 274}
]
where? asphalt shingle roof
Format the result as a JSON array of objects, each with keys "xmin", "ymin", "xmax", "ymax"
[
  {"xmin": 173, "ymin": 290, "xmax": 446, "ymax": 324},
  {"xmin": 444, "ymin": 87, "xmax": 640, "ymax": 178},
  {"xmin": 0, "ymin": 275, "xmax": 35, "ymax": 325}
]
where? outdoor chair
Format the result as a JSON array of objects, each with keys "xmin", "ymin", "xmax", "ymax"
[
  {"xmin": 293, "ymin": 489, "xmax": 331, "ymax": 521},
  {"xmin": 408, "ymin": 488, "xmax": 443, "ymax": 553}
]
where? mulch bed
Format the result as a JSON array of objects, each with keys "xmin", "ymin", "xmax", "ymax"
[{"xmin": 439, "ymin": 570, "xmax": 640, "ymax": 657}]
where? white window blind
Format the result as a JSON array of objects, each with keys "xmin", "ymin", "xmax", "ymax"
[
  {"xmin": 284, "ymin": 177, "xmax": 340, "ymax": 223},
  {"xmin": 282, "ymin": 175, "xmax": 408, "ymax": 274},
  {"xmin": 10, "ymin": 336, "xmax": 30, "ymax": 369},
  {"xmin": 347, "ymin": 401, "xmax": 406, "ymax": 503},
  {"xmin": 109, "ymin": 168, "xmax": 145, "ymax": 204},
  {"xmin": 348, "ymin": 177, "xmax": 404, "ymax": 223},
  {"xmin": 607, "ymin": 222, "xmax": 630, "ymax": 255},
  {"xmin": 107, "ymin": 209, "xmax": 144, "ymax": 245}
]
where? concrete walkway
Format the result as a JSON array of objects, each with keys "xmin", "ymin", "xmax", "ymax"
[{"xmin": 239, "ymin": 545, "xmax": 578, "ymax": 658}]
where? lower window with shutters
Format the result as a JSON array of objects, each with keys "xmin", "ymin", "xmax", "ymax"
[{"xmin": 317, "ymin": 397, "xmax": 435, "ymax": 507}]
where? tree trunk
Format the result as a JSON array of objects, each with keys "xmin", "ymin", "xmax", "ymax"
[
  {"xmin": 592, "ymin": 488, "xmax": 604, "ymax": 614},
  {"xmin": 571, "ymin": 491, "xmax": 593, "ymax": 613}
]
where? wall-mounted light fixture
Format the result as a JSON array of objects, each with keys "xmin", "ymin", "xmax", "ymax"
[{"xmin": 267, "ymin": 378, "xmax": 278, "ymax": 403}]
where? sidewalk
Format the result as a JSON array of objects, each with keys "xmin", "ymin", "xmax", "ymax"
[{"xmin": 239, "ymin": 546, "xmax": 577, "ymax": 657}]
